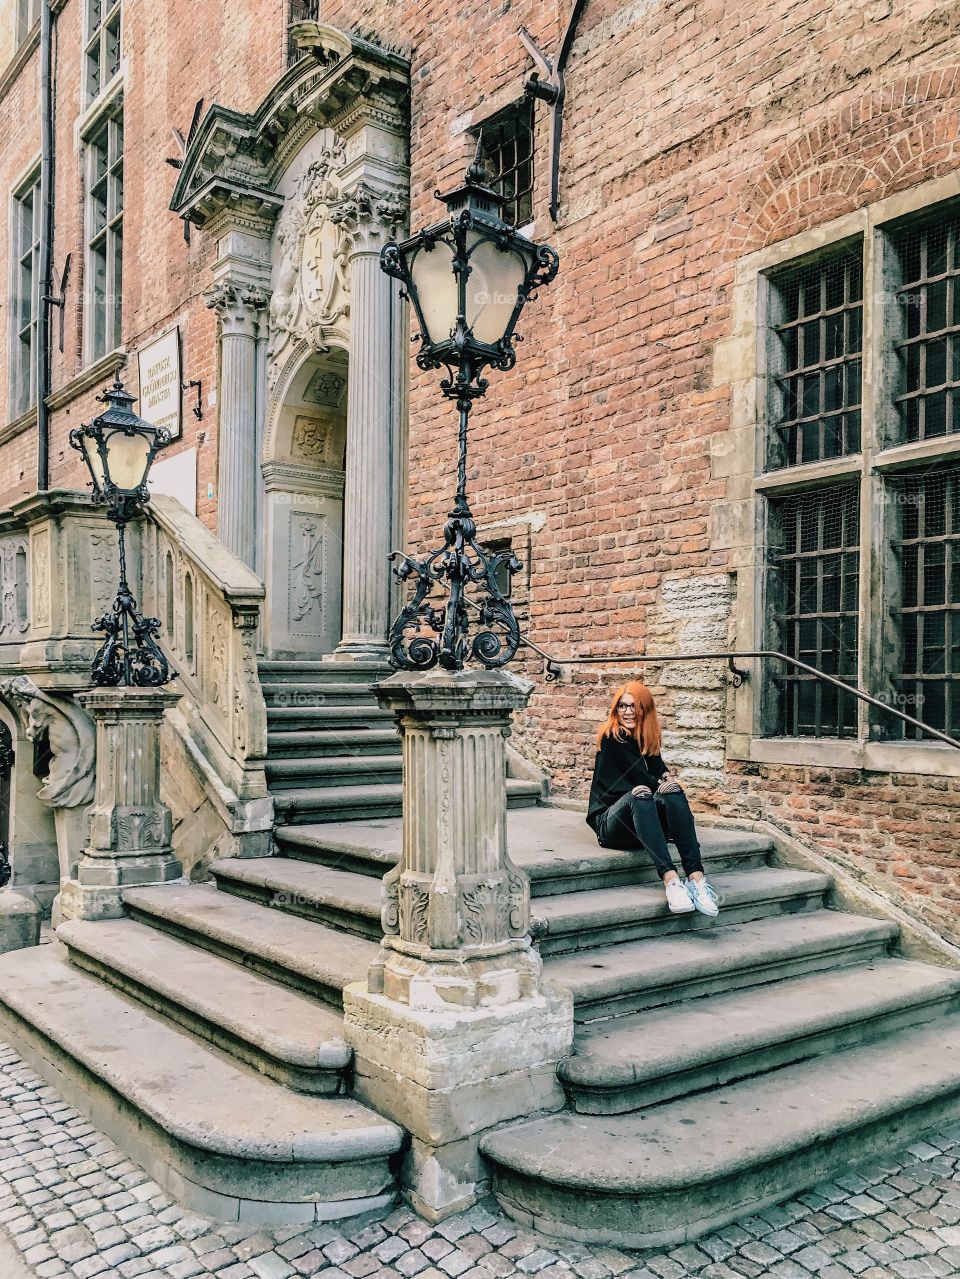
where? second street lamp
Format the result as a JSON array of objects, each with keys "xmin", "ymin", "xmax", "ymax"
[
  {"xmin": 69, "ymin": 380, "xmax": 173, "ymax": 688},
  {"xmin": 381, "ymin": 142, "xmax": 559, "ymax": 671}
]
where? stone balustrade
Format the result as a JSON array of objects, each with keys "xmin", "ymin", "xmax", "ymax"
[{"xmin": 139, "ymin": 494, "xmax": 272, "ymax": 866}]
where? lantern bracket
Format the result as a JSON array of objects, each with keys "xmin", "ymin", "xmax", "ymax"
[{"xmin": 519, "ymin": 0, "xmax": 590, "ymax": 222}]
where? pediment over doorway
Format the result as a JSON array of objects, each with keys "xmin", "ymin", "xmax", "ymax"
[{"xmin": 169, "ymin": 23, "xmax": 410, "ymax": 232}]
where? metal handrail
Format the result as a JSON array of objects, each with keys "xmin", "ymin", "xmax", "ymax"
[{"xmin": 516, "ymin": 637, "xmax": 960, "ymax": 752}]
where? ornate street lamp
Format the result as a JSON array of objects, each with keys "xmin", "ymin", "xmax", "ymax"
[
  {"xmin": 381, "ymin": 143, "xmax": 559, "ymax": 671},
  {"xmin": 69, "ymin": 380, "xmax": 172, "ymax": 687}
]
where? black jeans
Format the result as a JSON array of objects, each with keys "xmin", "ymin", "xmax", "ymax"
[{"xmin": 597, "ymin": 788, "xmax": 705, "ymax": 880}]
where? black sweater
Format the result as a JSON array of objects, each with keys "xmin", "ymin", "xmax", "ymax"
[{"xmin": 586, "ymin": 733, "xmax": 668, "ymax": 834}]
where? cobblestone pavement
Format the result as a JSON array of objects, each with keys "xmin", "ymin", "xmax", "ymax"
[{"xmin": 0, "ymin": 1043, "xmax": 958, "ymax": 1279}]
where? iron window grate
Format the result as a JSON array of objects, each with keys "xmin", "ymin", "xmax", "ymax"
[
  {"xmin": 892, "ymin": 210, "xmax": 960, "ymax": 444},
  {"xmin": 479, "ymin": 102, "xmax": 535, "ymax": 230},
  {"xmin": 767, "ymin": 248, "xmax": 863, "ymax": 469},
  {"xmin": 287, "ymin": 0, "xmax": 319, "ymax": 66},
  {"xmin": 768, "ymin": 484, "xmax": 861, "ymax": 737},
  {"xmin": 888, "ymin": 467, "xmax": 960, "ymax": 739}
]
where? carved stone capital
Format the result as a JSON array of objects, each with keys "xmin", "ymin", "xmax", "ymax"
[
  {"xmin": 204, "ymin": 281, "xmax": 270, "ymax": 337},
  {"xmin": 330, "ymin": 183, "xmax": 408, "ymax": 258}
]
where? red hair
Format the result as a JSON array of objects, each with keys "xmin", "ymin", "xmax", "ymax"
[{"xmin": 595, "ymin": 680, "xmax": 662, "ymax": 755}]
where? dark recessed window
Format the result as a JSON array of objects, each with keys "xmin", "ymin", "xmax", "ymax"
[
  {"xmin": 478, "ymin": 102, "xmax": 535, "ymax": 229},
  {"xmin": 85, "ymin": 0, "xmax": 122, "ymax": 105},
  {"xmin": 17, "ymin": 0, "xmax": 40, "ymax": 45},
  {"xmin": 887, "ymin": 467, "xmax": 960, "ymax": 739},
  {"xmin": 86, "ymin": 102, "xmax": 124, "ymax": 360},
  {"xmin": 12, "ymin": 175, "xmax": 41, "ymax": 418},
  {"xmin": 766, "ymin": 484, "xmax": 860, "ymax": 738},
  {"xmin": 767, "ymin": 247, "xmax": 863, "ymax": 470},
  {"xmin": 891, "ymin": 208, "xmax": 960, "ymax": 444}
]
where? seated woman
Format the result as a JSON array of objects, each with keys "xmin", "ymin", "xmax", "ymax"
[{"xmin": 587, "ymin": 679, "xmax": 720, "ymax": 917}]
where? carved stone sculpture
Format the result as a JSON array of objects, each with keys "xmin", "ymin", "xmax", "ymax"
[{"xmin": 0, "ymin": 676, "xmax": 95, "ymax": 809}]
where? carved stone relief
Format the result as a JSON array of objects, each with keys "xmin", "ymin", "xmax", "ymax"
[
  {"xmin": 0, "ymin": 538, "xmax": 29, "ymax": 638},
  {"xmin": 268, "ymin": 141, "xmax": 350, "ymax": 382},
  {"xmin": 90, "ymin": 531, "xmax": 118, "ymax": 614},
  {"xmin": 0, "ymin": 676, "xmax": 96, "ymax": 809},
  {"xmin": 289, "ymin": 514, "xmax": 326, "ymax": 632},
  {"xmin": 290, "ymin": 416, "xmax": 333, "ymax": 465},
  {"xmin": 303, "ymin": 369, "xmax": 346, "ymax": 408},
  {"xmin": 205, "ymin": 596, "xmax": 229, "ymax": 707},
  {"xmin": 31, "ymin": 529, "xmax": 50, "ymax": 629}
]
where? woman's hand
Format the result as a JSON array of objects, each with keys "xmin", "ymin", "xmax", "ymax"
[
  {"xmin": 657, "ymin": 772, "xmax": 683, "ymax": 794},
  {"xmin": 631, "ymin": 784, "xmax": 652, "ymax": 797}
]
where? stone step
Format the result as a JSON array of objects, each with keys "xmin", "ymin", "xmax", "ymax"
[
  {"xmin": 0, "ymin": 947, "xmax": 401, "ymax": 1225},
  {"xmin": 210, "ymin": 858, "xmax": 382, "ymax": 941},
  {"xmin": 561, "ymin": 958, "xmax": 960, "ymax": 1113},
  {"xmin": 534, "ymin": 866, "xmax": 830, "ymax": 955},
  {"xmin": 259, "ymin": 660, "xmax": 388, "ymax": 685},
  {"xmin": 58, "ymin": 918, "xmax": 352, "ymax": 1094},
  {"xmin": 481, "ymin": 1014, "xmax": 960, "ymax": 1248},
  {"xmin": 262, "ymin": 683, "xmax": 385, "ymax": 708},
  {"xmin": 267, "ymin": 705, "xmax": 395, "ymax": 731},
  {"xmin": 544, "ymin": 910, "xmax": 898, "ymax": 1021},
  {"xmin": 274, "ymin": 813, "xmax": 775, "ymax": 895},
  {"xmin": 266, "ymin": 754, "xmax": 403, "ymax": 791},
  {"xmin": 266, "ymin": 728, "xmax": 401, "ymax": 759},
  {"xmin": 123, "ymin": 883, "xmax": 378, "ymax": 1008},
  {"xmin": 272, "ymin": 778, "xmax": 543, "ymax": 824}
]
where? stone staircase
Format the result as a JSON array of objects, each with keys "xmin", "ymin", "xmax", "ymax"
[
  {"xmin": 0, "ymin": 784, "xmax": 958, "ymax": 1238},
  {"xmin": 260, "ymin": 659, "xmax": 543, "ymax": 823}
]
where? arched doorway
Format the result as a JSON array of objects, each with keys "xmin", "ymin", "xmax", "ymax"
[{"xmin": 262, "ymin": 347, "xmax": 348, "ymax": 658}]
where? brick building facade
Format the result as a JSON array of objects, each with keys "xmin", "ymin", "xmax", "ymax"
[{"xmin": 1, "ymin": 0, "xmax": 959, "ymax": 943}]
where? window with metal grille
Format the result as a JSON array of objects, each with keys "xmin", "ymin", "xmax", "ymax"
[
  {"xmin": 891, "ymin": 209, "xmax": 960, "ymax": 444},
  {"xmin": 287, "ymin": 0, "xmax": 319, "ymax": 66},
  {"xmin": 887, "ymin": 468, "xmax": 960, "ymax": 739},
  {"xmin": 478, "ymin": 102, "xmax": 535, "ymax": 230},
  {"xmin": 766, "ymin": 484, "xmax": 860, "ymax": 737},
  {"xmin": 12, "ymin": 176, "xmax": 40, "ymax": 418},
  {"xmin": 767, "ymin": 247, "xmax": 863, "ymax": 470},
  {"xmin": 86, "ymin": 103, "xmax": 124, "ymax": 361},
  {"xmin": 85, "ymin": 0, "xmax": 121, "ymax": 105}
]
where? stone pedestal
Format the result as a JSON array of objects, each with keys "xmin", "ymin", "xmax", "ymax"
[
  {"xmin": 60, "ymin": 688, "xmax": 183, "ymax": 922},
  {"xmin": 342, "ymin": 669, "xmax": 573, "ymax": 1221}
]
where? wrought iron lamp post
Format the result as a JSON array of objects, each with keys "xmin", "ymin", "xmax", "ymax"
[
  {"xmin": 69, "ymin": 380, "xmax": 172, "ymax": 687},
  {"xmin": 380, "ymin": 144, "xmax": 559, "ymax": 671}
]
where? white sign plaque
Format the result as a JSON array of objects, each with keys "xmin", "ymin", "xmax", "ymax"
[{"xmin": 137, "ymin": 328, "xmax": 182, "ymax": 440}]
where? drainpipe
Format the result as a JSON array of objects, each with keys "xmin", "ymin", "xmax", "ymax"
[{"xmin": 37, "ymin": 0, "xmax": 55, "ymax": 492}]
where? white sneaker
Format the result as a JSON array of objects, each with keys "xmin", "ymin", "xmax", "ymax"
[
  {"xmin": 665, "ymin": 878, "xmax": 695, "ymax": 914},
  {"xmin": 687, "ymin": 878, "xmax": 720, "ymax": 917}
]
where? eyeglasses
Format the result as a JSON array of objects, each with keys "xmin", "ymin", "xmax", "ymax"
[{"xmin": 617, "ymin": 702, "xmax": 635, "ymax": 712}]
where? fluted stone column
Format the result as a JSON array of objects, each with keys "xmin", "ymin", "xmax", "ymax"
[
  {"xmin": 59, "ymin": 688, "xmax": 182, "ymax": 922},
  {"xmin": 332, "ymin": 188, "xmax": 406, "ymax": 659},
  {"xmin": 205, "ymin": 283, "xmax": 269, "ymax": 570},
  {"xmin": 343, "ymin": 669, "xmax": 573, "ymax": 1221}
]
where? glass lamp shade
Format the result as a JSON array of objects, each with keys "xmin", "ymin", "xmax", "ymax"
[
  {"xmin": 77, "ymin": 432, "xmax": 106, "ymax": 495},
  {"xmin": 410, "ymin": 239, "xmax": 458, "ymax": 346},
  {"xmin": 466, "ymin": 239, "xmax": 528, "ymax": 344},
  {"xmin": 103, "ymin": 428, "xmax": 153, "ymax": 494},
  {"xmin": 410, "ymin": 232, "xmax": 529, "ymax": 349}
]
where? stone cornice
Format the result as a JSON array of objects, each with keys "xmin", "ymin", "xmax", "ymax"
[
  {"xmin": 170, "ymin": 23, "xmax": 409, "ymax": 230},
  {"xmin": 46, "ymin": 349, "xmax": 127, "ymax": 412},
  {"xmin": 262, "ymin": 460, "xmax": 345, "ymax": 497}
]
